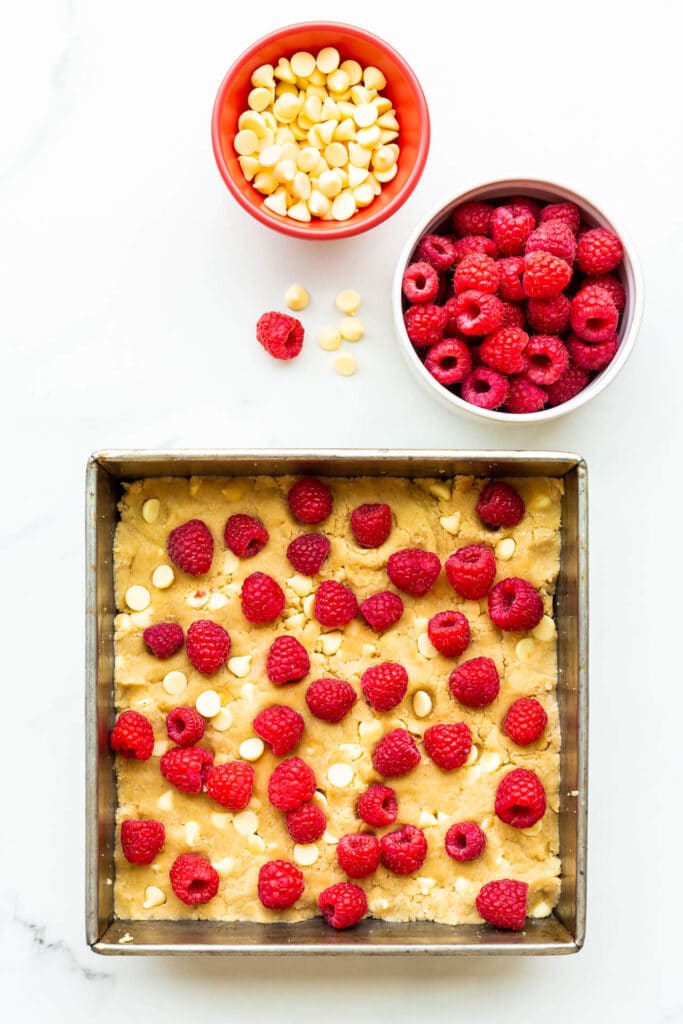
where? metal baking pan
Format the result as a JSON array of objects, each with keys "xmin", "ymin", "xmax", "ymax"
[{"xmin": 86, "ymin": 449, "xmax": 588, "ymax": 956}]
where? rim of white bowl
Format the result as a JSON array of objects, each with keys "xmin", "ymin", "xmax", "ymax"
[{"xmin": 392, "ymin": 177, "xmax": 645, "ymax": 423}]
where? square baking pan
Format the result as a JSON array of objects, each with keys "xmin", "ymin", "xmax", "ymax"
[{"xmin": 86, "ymin": 449, "xmax": 588, "ymax": 955}]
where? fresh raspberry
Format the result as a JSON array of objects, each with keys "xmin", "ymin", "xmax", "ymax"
[
  {"xmin": 318, "ymin": 882, "xmax": 367, "ymax": 929},
  {"xmin": 305, "ymin": 677, "xmax": 357, "ymax": 723},
  {"xmin": 372, "ymin": 728, "xmax": 421, "ymax": 778},
  {"xmin": 454, "ymin": 252, "xmax": 499, "ymax": 294},
  {"xmin": 254, "ymin": 705, "xmax": 304, "ymax": 756},
  {"xmin": 170, "ymin": 854, "xmax": 219, "ymax": 906},
  {"xmin": 223, "ymin": 514, "xmax": 268, "ymax": 558},
  {"xmin": 480, "ymin": 326, "xmax": 529, "ymax": 374},
  {"xmin": 539, "ymin": 201, "xmax": 581, "ymax": 234},
  {"xmin": 522, "ymin": 252, "xmax": 572, "ymax": 299},
  {"xmin": 402, "ymin": 261, "xmax": 439, "ymax": 303},
  {"xmin": 266, "ymin": 635, "xmax": 310, "ymax": 685},
  {"xmin": 286, "ymin": 533, "xmax": 330, "ymax": 575},
  {"xmin": 525, "ymin": 219, "xmax": 576, "ymax": 263},
  {"xmin": 461, "ymin": 367, "xmax": 509, "ymax": 410},
  {"xmin": 488, "ymin": 577, "xmax": 544, "ymax": 631},
  {"xmin": 380, "ymin": 824, "xmax": 427, "ymax": 875},
  {"xmin": 360, "ymin": 590, "xmax": 404, "ymax": 632},
  {"xmin": 505, "ymin": 377, "xmax": 548, "ymax": 413},
  {"xmin": 445, "ymin": 545, "xmax": 496, "ymax": 599},
  {"xmin": 288, "ymin": 477, "xmax": 333, "ymax": 525},
  {"xmin": 526, "ymin": 294, "xmax": 571, "ymax": 334},
  {"xmin": 256, "ymin": 311, "xmax": 304, "ymax": 360},
  {"xmin": 449, "ymin": 657, "xmax": 500, "ymax": 708},
  {"xmin": 509, "ymin": 196, "xmax": 540, "ymax": 220},
  {"xmin": 567, "ymin": 332, "xmax": 618, "ymax": 371},
  {"xmin": 267, "ymin": 756, "xmax": 316, "ymax": 811},
  {"xmin": 445, "ymin": 821, "xmax": 486, "ymax": 862},
  {"xmin": 337, "ymin": 833, "xmax": 381, "ymax": 879},
  {"xmin": 387, "ymin": 547, "xmax": 441, "ymax": 596},
  {"xmin": 166, "ymin": 706, "xmax": 205, "ymax": 747},
  {"xmin": 424, "ymin": 338, "xmax": 472, "ymax": 386},
  {"xmin": 582, "ymin": 273, "xmax": 625, "ymax": 311},
  {"xmin": 476, "ymin": 879, "xmax": 528, "ymax": 930},
  {"xmin": 404, "ymin": 303, "xmax": 447, "ymax": 347},
  {"xmin": 258, "ymin": 860, "xmax": 304, "ymax": 909},
  {"xmin": 357, "ymin": 783, "xmax": 398, "ymax": 827},
  {"xmin": 453, "ymin": 290, "xmax": 504, "ymax": 336},
  {"xmin": 350, "ymin": 503, "xmax": 392, "ymax": 548},
  {"xmin": 453, "ymin": 235, "xmax": 498, "ymax": 262},
  {"xmin": 167, "ymin": 519, "xmax": 213, "ymax": 576},
  {"xmin": 186, "ymin": 619, "xmax": 231, "ymax": 675},
  {"xmin": 314, "ymin": 579, "xmax": 358, "ymax": 627},
  {"xmin": 427, "ymin": 610, "xmax": 471, "ymax": 657},
  {"xmin": 545, "ymin": 363, "xmax": 590, "ymax": 406},
  {"xmin": 361, "ymin": 661, "xmax": 409, "ymax": 711},
  {"xmin": 160, "ymin": 745, "xmax": 213, "ymax": 794},
  {"xmin": 496, "ymin": 257, "xmax": 526, "ymax": 301},
  {"xmin": 143, "ymin": 622, "xmax": 184, "ymax": 660},
  {"xmin": 205, "ymin": 760, "xmax": 254, "ymax": 810},
  {"xmin": 570, "ymin": 284, "xmax": 619, "ymax": 342},
  {"xmin": 414, "ymin": 233, "xmax": 457, "ymax": 271},
  {"xmin": 110, "ymin": 710, "xmax": 154, "ymax": 760},
  {"xmin": 500, "ymin": 301, "xmax": 527, "ymax": 330},
  {"xmin": 491, "ymin": 204, "xmax": 535, "ymax": 255},
  {"xmin": 452, "ymin": 200, "xmax": 493, "ymax": 237},
  {"xmin": 424, "ymin": 721, "xmax": 472, "ymax": 770},
  {"xmin": 241, "ymin": 572, "xmax": 285, "ymax": 624},
  {"xmin": 525, "ymin": 335, "xmax": 569, "ymax": 386},
  {"xmin": 476, "ymin": 481, "xmax": 525, "ymax": 527},
  {"xmin": 121, "ymin": 819, "xmax": 165, "ymax": 865},
  {"xmin": 495, "ymin": 767, "xmax": 547, "ymax": 828},
  {"xmin": 285, "ymin": 801, "xmax": 326, "ymax": 843},
  {"xmin": 576, "ymin": 227, "xmax": 623, "ymax": 274},
  {"xmin": 504, "ymin": 696, "xmax": 548, "ymax": 745}
]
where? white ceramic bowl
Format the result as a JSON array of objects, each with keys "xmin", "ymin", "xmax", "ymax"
[{"xmin": 392, "ymin": 177, "xmax": 644, "ymax": 423}]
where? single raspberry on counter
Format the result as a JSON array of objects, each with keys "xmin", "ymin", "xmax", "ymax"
[
  {"xmin": 567, "ymin": 332, "xmax": 618, "ymax": 371},
  {"xmin": 452, "ymin": 200, "xmax": 494, "ymax": 237},
  {"xmin": 314, "ymin": 579, "xmax": 358, "ymax": 627},
  {"xmin": 461, "ymin": 367, "xmax": 509, "ymax": 410},
  {"xmin": 500, "ymin": 301, "xmax": 527, "ymax": 330},
  {"xmin": 387, "ymin": 548, "xmax": 441, "ymax": 596},
  {"xmin": 268, "ymin": 756, "xmax": 316, "ymax": 811},
  {"xmin": 121, "ymin": 819, "xmax": 165, "ymax": 865},
  {"xmin": 380, "ymin": 824, "xmax": 427, "ymax": 875},
  {"xmin": 241, "ymin": 572, "xmax": 285, "ymax": 624},
  {"xmin": 445, "ymin": 821, "xmax": 486, "ymax": 862},
  {"xmin": 318, "ymin": 882, "xmax": 367, "ymax": 929},
  {"xmin": 160, "ymin": 745, "xmax": 213, "ymax": 794},
  {"xmin": 480, "ymin": 326, "xmax": 529, "ymax": 374},
  {"xmin": 205, "ymin": 760, "xmax": 255, "ymax": 811},
  {"xmin": 488, "ymin": 577, "xmax": 544, "ymax": 631},
  {"xmin": 453, "ymin": 290, "xmax": 504, "ymax": 336},
  {"xmin": 476, "ymin": 481, "xmax": 525, "ymax": 527},
  {"xmin": 476, "ymin": 879, "xmax": 528, "ymax": 931},
  {"xmin": 402, "ymin": 261, "xmax": 440, "ymax": 303},
  {"xmin": 452, "ymin": 234, "xmax": 498, "ymax": 262},
  {"xmin": 166, "ymin": 706, "xmax": 205, "ymax": 747},
  {"xmin": 491, "ymin": 204, "xmax": 536, "ymax": 255},
  {"xmin": 445, "ymin": 545, "xmax": 496, "ymax": 599},
  {"xmin": 496, "ymin": 257, "xmax": 526, "ymax": 301},
  {"xmin": 351, "ymin": 502, "xmax": 392, "ymax": 548},
  {"xmin": 526, "ymin": 294, "xmax": 571, "ymax": 334},
  {"xmin": 495, "ymin": 767, "xmax": 547, "ymax": 828},
  {"xmin": 361, "ymin": 661, "xmax": 409, "ymax": 711},
  {"xmin": 424, "ymin": 721, "xmax": 472, "ymax": 770},
  {"xmin": 427, "ymin": 610, "xmax": 471, "ymax": 657},
  {"xmin": 258, "ymin": 859, "xmax": 304, "ymax": 909},
  {"xmin": 505, "ymin": 377, "xmax": 548, "ymax": 413},
  {"xmin": 266, "ymin": 635, "xmax": 310, "ymax": 685},
  {"xmin": 570, "ymin": 284, "xmax": 619, "ymax": 343},
  {"xmin": 522, "ymin": 251, "xmax": 572, "ymax": 298},
  {"xmin": 167, "ymin": 519, "xmax": 213, "ymax": 576},
  {"xmin": 256, "ymin": 311, "xmax": 304, "ymax": 360},
  {"xmin": 288, "ymin": 477, "xmax": 333, "ymax": 525},
  {"xmin": 525, "ymin": 219, "xmax": 576, "ymax": 263},
  {"xmin": 539, "ymin": 201, "xmax": 581, "ymax": 233},
  {"xmin": 110, "ymin": 710, "xmax": 154, "ymax": 760},
  {"xmin": 414, "ymin": 233, "xmax": 457, "ymax": 271},
  {"xmin": 337, "ymin": 833, "xmax": 381, "ymax": 878},
  {"xmin": 170, "ymin": 854, "xmax": 220, "ymax": 906},
  {"xmin": 404, "ymin": 303, "xmax": 447, "ymax": 347},
  {"xmin": 525, "ymin": 335, "xmax": 569, "ymax": 386},
  {"xmin": 360, "ymin": 591, "xmax": 404, "ymax": 632},
  {"xmin": 285, "ymin": 801, "xmax": 326, "ymax": 843},
  {"xmin": 449, "ymin": 657, "xmax": 500, "ymax": 708},
  {"xmin": 306, "ymin": 677, "xmax": 357, "ymax": 723},
  {"xmin": 545, "ymin": 363, "xmax": 590, "ymax": 406},
  {"xmin": 582, "ymin": 273, "xmax": 625, "ymax": 311},
  {"xmin": 504, "ymin": 697, "xmax": 548, "ymax": 746},
  {"xmin": 454, "ymin": 252, "xmax": 499, "ymax": 294},
  {"xmin": 286, "ymin": 532, "xmax": 330, "ymax": 575},
  {"xmin": 254, "ymin": 705, "xmax": 305, "ymax": 756},
  {"xmin": 576, "ymin": 227, "xmax": 624, "ymax": 274},
  {"xmin": 143, "ymin": 622, "xmax": 184, "ymax": 660},
  {"xmin": 372, "ymin": 728, "xmax": 421, "ymax": 778},
  {"xmin": 357, "ymin": 783, "xmax": 398, "ymax": 827},
  {"xmin": 425, "ymin": 338, "xmax": 472, "ymax": 386},
  {"xmin": 186, "ymin": 619, "xmax": 231, "ymax": 675},
  {"xmin": 223, "ymin": 513, "xmax": 269, "ymax": 558}
]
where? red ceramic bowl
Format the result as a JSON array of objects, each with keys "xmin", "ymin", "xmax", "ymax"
[{"xmin": 211, "ymin": 22, "xmax": 430, "ymax": 240}]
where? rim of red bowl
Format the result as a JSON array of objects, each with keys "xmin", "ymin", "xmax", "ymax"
[{"xmin": 211, "ymin": 22, "xmax": 431, "ymax": 240}]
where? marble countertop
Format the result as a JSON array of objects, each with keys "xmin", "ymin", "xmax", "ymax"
[{"xmin": 1, "ymin": 0, "xmax": 678, "ymax": 1020}]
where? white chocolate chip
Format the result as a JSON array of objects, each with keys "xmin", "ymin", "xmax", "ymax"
[
  {"xmin": 533, "ymin": 615, "xmax": 556, "ymax": 642},
  {"xmin": 152, "ymin": 740, "xmax": 169, "ymax": 758},
  {"xmin": 185, "ymin": 821, "xmax": 200, "ymax": 846},
  {"xmin": 228, "ymin": 655, "xmax": 252, "ymax": 678},
  {"xmin": 369, "ymin": 898, "xmax": 389, "ymax": 914},
  {"xmin": 162, "ymin": 670, "xmax": 187, "ymax": 696},
  {"xmin": 428, "ymin": 481, "xmax": 452, "ymax": 501},
  {"xmin": 212, "ymin": 857, "xmax": 235, "ymax": 877},
  {"xmin": 195, "ymin": 690, "xmax": 221, "ymax": 718},
  {"xmin": 516, "ymin": 638, "xmax": 536, "ymax": 661},
  {"xmin": 439, "ymin": 512, "xmax": 461, "ymax": 535},
  {"xmin": 530, "ymin": 493, "xmax": 552, "ymax": 511},
  {"xmin": 241, "ymin": 682, "xmax": 256, "ymax": 702},
  {"xmin": 186, "ymin": 589, "xmax": 209, "ymax": 609},
  {"xmin": 248, "ymin": 834, "xmax": 266, "ymax": 855},
  {"xmin": 479, "ymin": 751, "xmax": 502, "ymax": 773},
  {"xmin": 417, "ymin": 877, "xmax": 436, "ymax": 895},
  {"xmin": 466, "ymin": 744, "xmax": 479, "ymax": 765},
  {"xmin": 143, "ymin": 885, "xmax": 166, "ymax": 909},
  {"xmin": 293, "ymin": 843, "xmax": 319, "ymax": 867},
  {"xmin": 340, "ymin": 316, "xmax": 364, "ymax": 342},
  {"xmin": 316, "ymin": 46, "xmax": 340, "ymax": 74},
  {"xmin": 284, "ymin": 612, "xmax": 306, "ymax": 630},
  {"xmin": 339, "ymin": 743, "xmax": 364, "ymax": 760},
  {"xmin": 417, "ymin": 633, "xmax": 439, "ymax": 659},
  {"xmin": 302, "ymin": 594, "xmax": 316, "ymax": 618},
  {"xmin": 530, "ymin": 900, "xmax": 552, "ymax": 918},
  {"xmin": 464, "ymin": 765, "xmax": 482, "ymax": 785},
  {"xmin": 331, "ymin": 192, "xmax": 356, "ymax": 221},
  {"xmin": 418, "ymin": 810, "xmax": 438, "ymax": 827},
  {"xmin": 211, "ymin": 812, "xmax": 231, "ymax": 829},
  {"xmin": 328, "ymin": 762, "xmax": 354, "ymax": 788},
  {"xmin": 142, "ymin": 498, "xmax": 160, "ymax": 523},
  {"xmin": 336, "ymin": 289, "xmax": 361, "ymax": 315},
  {"xmin": 323, "ymin": 830, "xmax": 339, "ymax": 845},
  {"xmin": 412, "ymin": 690, "xmax": 433, "ymax": 718},
  {"xmin": 522, "ymin": 820, "xmax": 544, "ymax": 837},
  {"xmin": 437, "ymin": 811, "xmax": 451, "ymax": 824},
  {"xmin": 130, "ymin": 609, "xmax": 152, "ymax": 629},
  {"xmin": 152, "ymin": 565, "xmax": 174, "ymax": 590},
  {"xmin": 285, "ymin": 284, "xmax": 309, "ymax": 310},
  {"xmin": 251, "ymin": 64, "xmax": 274, "ymax": 89},
  {"xmin": 358, "ymin": 719, "xmax": 382, "ymax": 743},
  {"xmin": 320, "ymin": 632, "xmax": 343, "ymax": 656},
  {"xmin": 288, "ymin": 574, "xmax": 314, "ymax": 597},
  {"xmin": 496, "ymin": 537, "xmax": 516, "ymax": 561},
  {"xmin": 239, "ymin": 737, "xmax": 265, "ymax": 762},
  {"xmin": 333, "ymin": 351, "xmax": 357, "ymax": 376},
  {"xmin": 290, "ymin": 50, "xmax": 316, "ymax": 77},
  {"xmin": 455, "ymin": 877, "xmax": 472, "ymax": 895},
  {"xmin": 362, "ymin": 643, "xmax": 377, "ymax": 658},
  {"xmin": 157, "ymin": 789, "xmax": 174, "ymax": 811},
  {"xmin": 364, "ymin": 66, "xmax": 386, "ymax": 90},
  {"xmin": 207, "ymin": 592, "xmax": 228, "ymax": 611},
  {"xmin": 318, "ymin": 325, "xmax": 343, "ymax": 351},
  {"xmin": 125, "ymin": 585, "xmax": 150, "ymax": 612},
  {"xmin": 234, "ymin": 128, "xmax": 259, "ymax": 155},
  {"xmin": 211, "ymin": 707, "xmax": 233, "ymax": 732},
  {"xmin": 233, "ymin": 810, "xmax": 259, "ymax": 836}
]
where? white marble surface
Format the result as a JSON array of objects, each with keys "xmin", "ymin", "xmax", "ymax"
[{"xmin": 1, "ymin": 0, "xmax": 679, "ymax": 1019}]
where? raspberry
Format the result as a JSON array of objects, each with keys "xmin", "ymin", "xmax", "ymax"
[
  {"xmin": 357, "ymin": 783, "xmax": 398, "ymax": 827},
  {"xmin": 449, "ymin": 657, "xmax": 500, "ymax": 708},
  {"xmin": 570, "ymin": 284, "xmax": 619, "ymax": 342},
  {"xmin": 380, "ymin": 824, "xmax": 427, "ymax": 875},
  {"xmin": 495, "ymin": 767, "xmax": 547, "ymax": 828},
  {"xmin": 186, "ymin": 619, "xmax": 231, "ymax": 675},
  {"xmin": 170, "ymin": 854, "xmax": 219, "ymax": 906},
  {"xmin": 404, "ymin": 303, "xmax": 447, "ymax": 347},
  {"xmin": 476, "ymin": 481, "xmax": 525, "ymax": 527},
  {"xmin": 480, "ymin": 326, "xmax": 529, "ymax": 374},
  {"xmin": 258, "ymin": 859, "xmax": 304, "ymax": 909},
  {"xmin": 504, "ymin": 696, "xmax": 548, "ymax": 745},
  {"xmin": 350, "ymin": 503, "xmax": 392, "ymax": 548},
  {"xmin": 452, "ymin": 200, "xmax": 493, "ymax": 237},
  {"xmin": 337, "ymin": 833, "xmax": 381, "ymax": 879},
  {"xmin": 143, "ymin": 622, "xmax": 184, "ymax": 659},
  {"xmin": 314, "ymin": 579, "xmax": 358, "ymax": 627},
  {"xmin": 121, "ymin": 819, "xmax": 165, "ymax": 865},
  {"xmin": 254, "ymin": 705, "xmax": 305, "ymax": 756},
  {"xmin": 461, "ymin": 367, "xmax": 509, "ymax": 410},
  {"xmin": 445, "ymin": 821, "xmax": 486, "ymax": 862},
  {"xmin": 285, "ymin": 801, "xmax": 326, "ymax": 843},
  {"xmin": 491, "ymin": 204, "xmax": 535, "ymax": 255},
  {"xmin": 305, "ymin": 677, "xmax": 357, "ymax": 723},
  {"xmin": 424, "ymin": 721, "xmax": 472, "ymax": 770},
  {"xmin": 525, "ymin": 220, "xmax": 576, "ymax": 263},
  {"xmin": 427, "ymin": 610, "xmax": 471, "ymax": 657},
  {"xmin": 266, "ymin": 635, "xmax": 310, "ymax": 685},
  {"xmin": 360, "ymin": 590, "xmax": 404, "ymax": 632},
  {"xmin": 256, "ymin": 311, "xmax": 304, "ymax": 360},
  {"xmin": 576, "ymin": 227, "xmax": 623, "ymax": 274},
  {"xmin": 509, "ymin": 197, "xmax": 540, "ymax": 220},
  {"xmin": 424, "ymin": 338, "xmax": 472, "ymax": 386},
  {"xmin": 110, "ymin": 710, "xmax": 154, "ymax": 760},
  {"xmin": 166, "ymin": 706, "xmax": 205, "ymax": 747},
  {"xmin": 288, "ymin": 477, "xmax": 333, "ymax": 525},
  {"xmin": 476, "ymin": 879, "xmax": 528, "ymax": 930},
  {"xmin": 453, "ymin": 290, "xmax": 504, "ymax": 336},
  {"xmin": 402, "ymin": 261, "xmax": 439, "ymax": 303},
  {"xmin": 267, "ymin": 756, "xmax": 316, "ymax": 811},
  {"xmin": 223, "ymin": 514, "xmax": 268, "ymax": 558},
  {"xmin": 522, "ymin": 252, "xmax": 572, "ymax": 298},
  {"xmin": 496, "ymin": 257, "xmax": 526, "ymax": 301},
  {"xmin": 545, "ymin": 363, "xmax": 590, "ymax": 406},
  {"xmin": 500, "ymin": 301, "xmax": 527, "ymax": 329},
  {"xmin": 583, "ymin": 273, "xmax": 625, "ymax": 311},
  {"xmin": 160, "ymin": 745, "xmax": 213, "ymax": 794},
  {"xmin": 454, "ymin": 252, "xmax": 499, "ymax": 294},
  {"xmin": 445, "ymin": 545, "xmax": 496, "ymax": 599},
  {"xmin": 167, "ymin": 519, "xmax": 213, "ymax": 576},
  {"xmin": 452, "ymin": 235, "xmax": 498, "ymax": 262},
  {"xmin": 241, "ymin": 572, "xmax": 285, "ymax": 624},
  {"xmin": 387, "ymin": 548, "xmax": 440, "ymax": 596},
  {"xmin": 372, "ymin": 728, "xmax": 421, "ymax": 778},
  {"xmin": 205, "ymin": 760, "xmax": 255, "ymax": 810},
  {"xmin": 414, "ymin": 233, "xmax": 457, "ymax": 271},
  {"xmin": 361, "ymin": 661, "xmax": 409, "ymax": 711},
  {"xmin": 488, "ymin": 577, "xmax": 544, "ymax": 631},
  {"xmin": 567, "ymin": 332, "xmax": 618, "ymax": 371},
  {"xmin": 505, "ymin": 377, "xmax": 548, "ymax": 413},
  {"xmin": 525, "ymin": 335, "xmax": 569, "ymax": 385},
  {"xmin": 286, "ymin": 532, "xmax": 330, "ymax": 575},
  {"xmin": 318, "ymin": 882, "xmax": 367, "ymax": 929},
  {"xmin": 539, "ymin": 201, "xmax": 580, "ymax": 234},
  {"xmin": 526, "ymin": 294, "xmax": 571, "ymax": 334}
]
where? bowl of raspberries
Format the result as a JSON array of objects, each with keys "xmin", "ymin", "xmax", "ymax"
[{"xmin": 393, "ymin": 178, "xmax": 643, "ymax": 420}]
